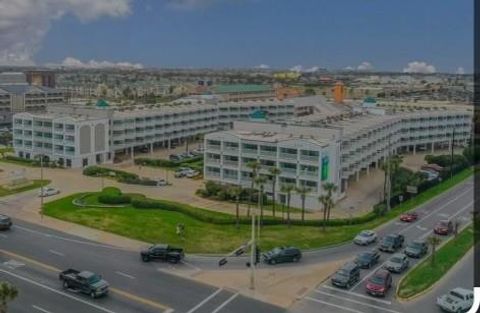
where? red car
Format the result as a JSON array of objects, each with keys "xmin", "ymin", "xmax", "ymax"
[
  {"xmin": 400, "ymin": 212, "xmax": 418, "ymax": 223},
  {"xmin": 365, "ymin": 269, "xmax": 392, "ymax": 297},
  {"xmin": 434, "ymin": 220, "xmax": 453, "ymax": 235}
]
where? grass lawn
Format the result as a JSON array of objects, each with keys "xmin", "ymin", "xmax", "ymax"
[
  {"xmin": 43, "ymin": 168, "xmax": 472, "ymax": 254},
  {"xmin": 0, "ymin": 179, "xmax": 50, "ymax": 197},
  {"xmin": 397, "ymin": 225, "xmax": 474, "ymax": 299}
]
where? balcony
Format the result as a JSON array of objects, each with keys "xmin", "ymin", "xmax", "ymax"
[
  {"xmin": 242, "ymin": 148, "xmax": 258, "ymax": 155},
  {"xmin": 300, "ymin": 155, "xmax": 319, "ymax": 163},
  {"xmin": 279, "ymin": 153, "xmax": 297, "ymax": 160},
  {"xmin": 299, "ymin": 171, "xmax": 318, "ymax": 178},
  {"xmin": 205, "ymin": 158, "xmax": 221, "ymax": 165},
  {"xmin": 206, "ymin": 144, "xmax": 221, "ymax": 151},
  {"xmin": 223, "ymin": 160, "xmax": 239, "ymax": 168}
]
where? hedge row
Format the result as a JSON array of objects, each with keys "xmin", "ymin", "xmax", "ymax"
[
  {"xmin": 98, "ymin": 194, "xmax": 132, "ymax": 205},
  {"xmin": 135, "ymin": 155, "xmax": 203, "ymax": 169},
  {"xmin": 83, "ymin": 166, "xmax": 157, "ymax": 186}
]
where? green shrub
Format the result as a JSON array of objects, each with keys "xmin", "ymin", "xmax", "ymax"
[{"xmin": 98, "ymin": 194, "xmax": 131, "ymax": 205}]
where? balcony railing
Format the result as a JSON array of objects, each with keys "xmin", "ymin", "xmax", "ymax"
[{"xmin": 279, "ymin": 153, "xmax": 297, "ymax": 160}]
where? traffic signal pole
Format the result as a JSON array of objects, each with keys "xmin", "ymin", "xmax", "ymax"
[{"xmin": 250, "ymin": 209, "xmax": 256, "ymax": 290}]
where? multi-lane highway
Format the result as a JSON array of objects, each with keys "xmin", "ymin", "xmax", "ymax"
[
  {"xmin": 291, "ymin": 178, "xmax": 473, "ymax": 313},
  {"xmin": 0, "ymin": 178, "xmax": 474, "ymax": 313}
]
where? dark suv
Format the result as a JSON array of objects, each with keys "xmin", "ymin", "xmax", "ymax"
[
  {"xmin": 263, "ymin": 247, "xmax": 302, "ymax": 265},
  {"xmin": 0, "ymin": 214, "xmax": 12, "ymax": 230},
  {"xmin": 331, "ymin": 262, "xmax": 360, "ymax": 289},
  {"xmin": 404, "ymin": 240, "xmax": 428, "ymax": 258},
  {"xmin": 379, "ymin": 234, "xmax": 404, "ymax": 253}
]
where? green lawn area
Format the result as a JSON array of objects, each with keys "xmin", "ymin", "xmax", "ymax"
[
  {"xmin": 43, "ymin": 168, "xmax": 472, "ymax": 254},
  {"xmin": 397, "ymin": 225, "xmax": 474, "ymax": 299},
  {"xmin": 0, "ymin": 179, "xmax": 50, "ymax": 197}
]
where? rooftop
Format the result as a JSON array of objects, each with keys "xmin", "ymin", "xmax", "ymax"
[{"xmin": 213, "ymin": 84, "xmax": 273, "ymax": 94}]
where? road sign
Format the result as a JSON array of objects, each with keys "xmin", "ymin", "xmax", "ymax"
[{"xmin": 406, "ymin": 185, "xmax": 418, "ymax": 194}]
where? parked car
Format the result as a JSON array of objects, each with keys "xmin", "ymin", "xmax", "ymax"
[
  {"xmin": 169, "ymin": 154, "xmax": 182, "ymax": 161},
  {"xmin": 155, "ymin": 178, "xmax": 168, "ymax": 186},
  {"xmin": 185, "ymin": 170, "xmax": 200, "ymax": 178},
  {"xmin": 365, "ymin": 269, "xmax": 392, "ymax": 297},
  {"xmin": 0, "ymin": 214, "xmax": 12, "ymax": 230},
  {"xmin": 353, "ymin": 230, "xmax": 378, "ymax": 246},
  {"xmin": 379, "ymin": 234, "xmax": 404, "ymax": 253},
  {"xmin": 38, "ymin": 187, "xmax": 60, "ymax": 197},
  {"xmin": 354, "ymin": 249, "xmax": 380, "ymax": 269},
  {"xmin": 434, "ymin": 220, "xmax": 454, "ymax": 236},
  {"xmin": 174, "ymin": 167, "xmax": 191, "ymax": 178},
  {"xmin": 404, "ymin": 240, "xmax": 428, "ymax": 258},
  {"xmin": 400, "ymin": 212, "xmax": 418, "ymax": 223},
  {"xmin": 331, "ymin": 262, "xmax": 360, "ymax": 289},
  {"xmin": 437, "ymin": 288, "xmax": 474, "ymax": 313},
  {"xmin": 140, "ymin": 244, "xmax": 184, "ymax": 263},
  {"xmin": 383, "ymin": 253, "xmax": 409, "ymax": 273},
  {"xmin": 263, "ymin": 247, "xmax": 302, "ymax": 265},
  {"xmin": 59, "ymin": 269, "xmax": 109, "ymax": 298}
]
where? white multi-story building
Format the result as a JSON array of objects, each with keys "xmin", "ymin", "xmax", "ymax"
[
  {"xmin": 12, "ymin": 97, "xmax": 300, "ymax": 168},
  {"xmin": 203, "ymin": 104, "xmax": 473, "ymax": 209}
]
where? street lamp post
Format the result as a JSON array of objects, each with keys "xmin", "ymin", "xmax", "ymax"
[
  {"xmin": 40, "ymin": 155, "xmax": 44, "ymax": 220},
  {"xmin": 249, "ymin": 209, "xmax": 256, "ymax": 290}
]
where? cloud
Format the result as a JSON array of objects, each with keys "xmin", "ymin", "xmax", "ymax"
[
  {"xmin": 254, "ymin": 64, "xmax": 270, "ymax": 69},
  {"xmin": 403, "ymin": 61, "xmax": 436, "ymax": 74},
  {"xmin": 289, "ymin": 65, "xmax": 320, "ymax": 73},
  {"xmin": 357, "ymin": 61, "xmax": 373, "ymax": 71},
  {"xmin": 456, "ymin": 67, "xmax": 465, "ymax": 75},
  {"xmin": 54, "ymin": 57, "xmax": 143, "ymax": 69},
  {"xmin": 343, "ymin": 66, "xmax": 354, "ymax": 71},
  {"xmin": 0, "ymin": 0, "xmax": 132, "ymax": 66}
]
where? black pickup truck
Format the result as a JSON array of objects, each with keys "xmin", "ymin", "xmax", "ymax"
[
  {"xmin": 140, "ymin": 244, "xmax": 184, "ymax": 263},
  {"xmin": 59, "ymin": 269, "xmax": 109, "ymax": 298}
]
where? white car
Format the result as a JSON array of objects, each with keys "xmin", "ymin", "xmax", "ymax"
[
  {"xmin": 353, "ymin": 230, "xmax": 378, "ymax": 246},
  {"xmin": 38, "ymin": 187, "xmax": 60, "ymax": 197},
  {"xmin": 437, "ymin": 288, "xmax": 474, "ymax": 313},
  {"xmin": 156, "ymin": 179, "xmax": 168, "ymax": 186},
  {"xmin": 185, "ymin": 170, "xmax": 200, "ymax": 178}
]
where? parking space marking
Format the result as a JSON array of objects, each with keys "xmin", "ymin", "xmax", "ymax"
[
  {"xmin": 415, "ymin": 225, "xmax": 428, "ymax": 231},
  {"xmin": 313, "ymin": 291, "xmax": 401, "ymax": 313},
  {"xmin": 304, "ymin": 296, "xmax": 365, "ymax": 313},
  {"xmin": 0, "ymin": 233, "xmax": 7, "ymax": 238},
  {"xmin": 211, "ymin": 292, "xmax": 239, "ymax": 313},
  {"xmin": 438, "ymin": 213, "xmax": 449, "ymax": 218},
  {"xmin": 186, "ymin": 288, "xmax": 223, "ymax": 313},
  {"xmin": 48, "ymin": 249, "xmax": 65, "ymax": 257},
  {"xmin": 115, "ymin": 271, "xmax": 136, "ymax": 280},
  {"xmin": 320, "ymin": 285, "xmax": 392, "ymax": 305},
  {"xmin": 32, "ymin": 305, "xmax": 54, "ymax": 313}
]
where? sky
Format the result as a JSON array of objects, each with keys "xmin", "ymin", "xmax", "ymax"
[{"xmin": 0, "ymin": 0, "xmax": 473, "ymax": 73}]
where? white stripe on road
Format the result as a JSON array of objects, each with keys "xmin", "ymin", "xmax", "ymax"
[
  {"xmin": 304, "ymin": 297, "xmax": 365, "ymax": 313},
  {"xmin": 415, "ymin": 225, "xmax": 428, "ymax": 231},
  {"xmin": 0, "ymin": 233, "xmax": 7, "ymax": 238},
  {"xmin": 320, "ymin": 285, "xmax": 392, "ymax": 305},
  {"xmin": 186, "ymin": 288, "xmax": 223, "ymax": 313},
  {"xmin": 115, "ymin": 271, "xmax": 136, "ymax": 280},
  {"xmin": 438, "ymin": 213, "xmax": 450, "ymax": 218},
  {"xmin": 314, "ymin": 290, "xmax": 401, "ymax": 313},
  {"xmin": 32, "ymin": 305, "xmax": 54, "ymax": 313},
  {"xmin": 211, "ymin": 293, "xmax": 239, "ymax": 313},
  {"xmin": 181, "ymin": 260, "xmax": 201, "ymax": 272},
  {"xmin": 0, "ymin": 269, "xmax": 117, "ymax": 313},
  {"xmin": 48, "ymin": 249, "xmax": 65, "ymax": 257}
]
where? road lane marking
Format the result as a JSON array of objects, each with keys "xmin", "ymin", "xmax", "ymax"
[
  {"xmin": 181, "ymin": 260, "xmax": 202, "ymax": 272},
  {"xmin": 313, "ymin": 290, "xmax": 401, "ymax": 313},
  {"xmin": 115, "ymin": 271, "xmax": 135, "ymax": 279},
  {"xmin": 32, "ymin": 305, "xmax": 54, "ymax": 313},
  {"xmin": 186, "ymin": 288, "xmax": 223, "ymax": 313},
  {"xmin": 304, "ymin": 296, "xmax": 365, "ymax": 313},
  {"xmin": 3, "ymin": 259, "xmax": 25, "ymax": 269},
  {"xmin": 0, "ymin": 233, "xmax": 7, "ymax": 238},
  {"xmin": 0, "ymin": 269, "xmax": 117, "ymax": 313},
  {"xmin": 415, "ymin": 225, "xmax": 428, "ymax": 231},
  {"xmin": 49, "ymin": 250, "xmax": 65, "ymax": 257},
  {"xmin": 211, "ymin": 292, "xmax": 239, "ymax": 313},
  {"xmin": 0, "ymin": 249, "xmax": 173, "ymax": 312},
  {"xmin": 397, "ymin": 187, "xmax": 472, "ymax": 235},
  {"xmin": 320, "ymin": 285, "xmax": 392, "ymax": 305},
  {"xmin": 438, "ymin": 213, "xmax": 449, "ymax": 218}
]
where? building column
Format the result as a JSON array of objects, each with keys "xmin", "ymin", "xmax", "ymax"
[
  {"xmin": 413, "ymin": 145, "xmax": 416, "ymax": 155},
  {"xmin": 150, "ymin": 143, "xmax": 153, "ymax": 154},
  {"xmin": 168, "ymin": 139, "xmax": 171, "ymax": 149},
  {"xmin": 130, "ymin": 147, "xmax": 134, "ymax": 159},
  {"xmin": 374, "ymin": 161, "xmax": 379, "ymax": 169},
  {"xmin": 431, "ymin": 142, "xmax": 435, "ymax": 154},
  {"xmin": 343, "ymin": 178, "xmax": 348, "ymax": 191},
  {"xmin": 356, "ymin": 171, "xmax": 360, "ymax": 182}
]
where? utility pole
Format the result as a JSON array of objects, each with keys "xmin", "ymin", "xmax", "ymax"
[
  {"xmin": 450, "ymin": 128, "xmax": 455, "ymax": 179},
  {"xmin": 40, "ymin": 155, "xmax": 44, "ymax": 220},
  {"xmin": 249, "ymin": 209, "xmax": 256, "ymax": 290},
  {"xmin": 385, "ymin": 135, "xmax": 392, "ymax": 212}
]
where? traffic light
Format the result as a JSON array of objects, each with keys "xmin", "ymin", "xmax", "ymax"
[{"xmin": 255, "ymin": 246, "xmax": 261, "ymax": 265}]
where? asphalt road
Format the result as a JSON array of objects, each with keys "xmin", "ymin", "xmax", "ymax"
[
  {"xmin": 290, "ymin": 178, "xmax": 474, "ymax": 313},
  {"xmin": 0, "ymin": 219, "xmax": 284, "ymax": 313}
]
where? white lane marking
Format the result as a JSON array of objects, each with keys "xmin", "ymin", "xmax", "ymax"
[
  {"xmin": 313, "ymin": 290, "xmax": 401, "ymax": 313},
  {"xmin": 115, "ymin": 271, "xmax": 135, "ymax": 280},
  {"xmin": 304, "ymin": 296, "xmax": 365, "ymax": 313},
  {"xmin": 211, "ymin": 292, "xmax": 239, "ymax": 313},
  {"xmin": 49, "ymin": 250, "xmax": 65, "ymax": 257},
  {"xmin": 13, "ymin": 225, "xmax": 127, "ymax": 251},
  {"xmin": 438, "ymin": 213, "xmax": 450, "ymax": 218},
  {"xmin": 32, "ymin": 305, "xmax": 54, "ymax": 313},
  {"xmin": 3, "ymin": 259, "xmax": 25, "ymax": 269},
  {"xmin": 415, "ymin": 225, "xmax": 428, "ymax": 231},
  {"xmin": 0, "ymin": 233, "xmax": 7, "ymax": 238},
  {"xmin": 186, "ymin": 288, "xmax": 223, "ymax": 313},
  {"xmin": 181, "ymin": 260, "xmax": 201, "ymax": 272},
  {"xmin": 397, "ymin": 187, "xmax": 472, "ymax": 235},
  {"xmin": 394, "ymin": 222, "xmax": 403, "ymax": 226},
  {"xmin": 320, "ymin": 285, "xmax": 392, "ymax": 305},
  {"xmin": 0, "ymin": 269, "xmax": 117, "ymax": 313}
]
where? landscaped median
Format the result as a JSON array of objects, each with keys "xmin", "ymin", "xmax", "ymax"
[
  {"xmin": 0, "ymin": 179, "xmax": 50, "ymax": 197},
  {"xmin": 397, "ymin": 225, "xmax": 474, "ymax": 300},
  {"xmin": 43, "ymin": 168, "xmax": 473, "ymax": 254}
]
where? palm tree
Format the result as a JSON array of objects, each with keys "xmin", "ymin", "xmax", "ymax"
[
  {"xmin": 323, "ymin": 183, "xmax": 338, "ymax": 222},
  {"xmin": 296, "ymin": 186, "xmax": 311, "ymax": 223},
  {"xmin": 268, "ymin": 167, "xmax": 281, "ymax": 218},
  {"xmin": 228, "ymin": 185, "xmax": 243, "ymax": 229},
  {"xmin": 281, "ymin": 184, "xmax": 295, "ymax": 227},
  {"xmin": 381, "ymin": 154, "xmax": 403, "ymax": 207},
  {"xmin": 246, "ymin": 161, "xmax": 261, "ymax": 217},
  {"xmin": 0, "ymin": 282, "xmax": 18, "ymax": 313},
  {"xmin": 255, "ymin": 176, "xmax": 267, "ymax": 227},
  {"xmin": 427, "ymin": 235, "xmax": 442, "ymax": 265},
  {"xmin": 318, "ymin": 194, "xmax": 333, "ymax": 232}
]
